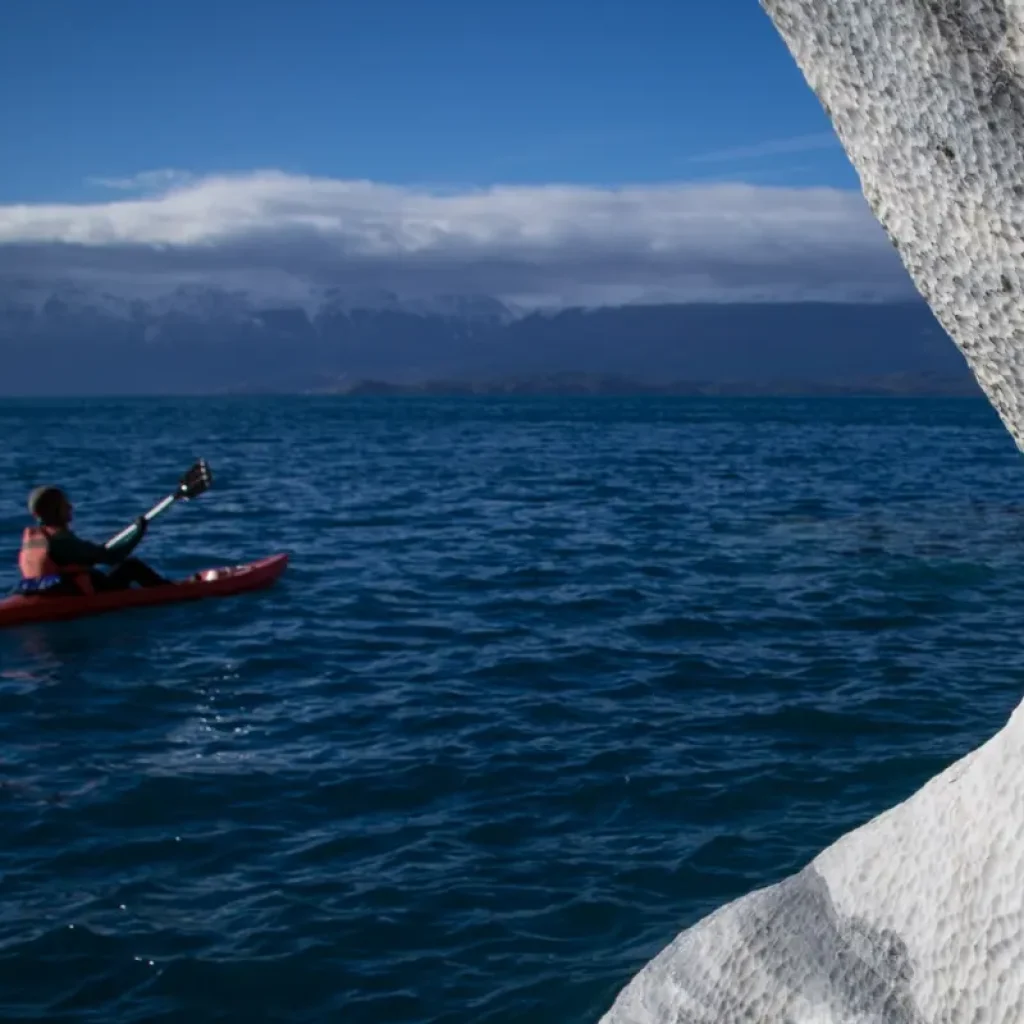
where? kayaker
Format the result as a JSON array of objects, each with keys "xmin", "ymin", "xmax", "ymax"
[{"xmin": 19, "ymin": 485, "xmax": 170, "ymax": 593}]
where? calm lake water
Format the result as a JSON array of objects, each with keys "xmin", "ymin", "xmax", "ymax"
[{"xmin": 1, "ymin": 396, "xmax": 1022, "ymax": 1023}]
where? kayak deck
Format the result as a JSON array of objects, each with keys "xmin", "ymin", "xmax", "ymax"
[{"xmin": 0, "ymin": 553, "xmax": 288, "ymax": 629}]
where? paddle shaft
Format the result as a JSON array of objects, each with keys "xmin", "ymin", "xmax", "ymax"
[
  {"xmin": 104, "ymin": 493, "xmax": 177, "ymax": 549},
  {"xmin": 102, "ymin": 460, "xmax": 212, "ymax": 550}
]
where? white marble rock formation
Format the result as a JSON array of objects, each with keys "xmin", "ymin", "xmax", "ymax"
[{"xmin": 600, "ymin": 1, "xmax": 1024, "ymax": 1020}]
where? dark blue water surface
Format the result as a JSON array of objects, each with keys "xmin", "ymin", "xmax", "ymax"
[{"xmin": 2, "ymin": 396, "xmax": 1024, "ymax": 1023}]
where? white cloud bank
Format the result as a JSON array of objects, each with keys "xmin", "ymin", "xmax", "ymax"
[{"xmin": 0, "ymin": 170, "xmax": 916, "ymax": 308}]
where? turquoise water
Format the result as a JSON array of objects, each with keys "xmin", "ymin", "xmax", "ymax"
[{"xmin": 1, "ymin": 396, "xmax": 1023, "ymax": 1022}]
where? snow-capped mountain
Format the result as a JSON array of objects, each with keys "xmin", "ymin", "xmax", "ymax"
[
  {"xmin": 0, "ymin": 276, "xmax": 517, "ymax": 324},
  {"xmin": 0, "ymin": 276, "xmax": 975, "ymax": 396}
]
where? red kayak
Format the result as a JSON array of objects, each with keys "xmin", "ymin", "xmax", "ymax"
[{"xmin": 0, "ymin": 553, "xmax": 288, "ymax": 629}]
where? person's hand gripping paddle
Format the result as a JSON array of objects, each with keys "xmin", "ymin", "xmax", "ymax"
[{"xmin": 104, "ymin": 460, "xmax": 214, "ymax": 549}]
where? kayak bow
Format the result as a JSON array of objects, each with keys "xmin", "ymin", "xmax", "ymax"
[{"xmin": 0, "ymin": 553, "xmax": 288, "ymax": 629}]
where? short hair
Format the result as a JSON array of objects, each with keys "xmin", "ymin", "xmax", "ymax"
[{"xmin": 27, "ymin": 486, "xmax": 66, "ymax": 525}]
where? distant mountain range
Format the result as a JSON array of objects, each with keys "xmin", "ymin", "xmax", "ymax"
[
  {"xmin": 307, "ymin": 371, "xmax": 980, "ymax": 398},
  {"xmin": 0, "ymin": 279, "xmax": 978, "ymax": 396}
]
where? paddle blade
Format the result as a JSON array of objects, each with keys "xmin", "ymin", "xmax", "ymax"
[{"xmin": 178, "ymin": 460, "xmax": 213, "ymax": 501}]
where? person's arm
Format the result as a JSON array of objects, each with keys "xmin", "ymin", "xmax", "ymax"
[
  {"xmin": 106, "ymin": 519, "xmax": 147, "ymax": 561},
  {"xmin": 48, "ymin": 521, "xmax": 146, "ymax": 568}
]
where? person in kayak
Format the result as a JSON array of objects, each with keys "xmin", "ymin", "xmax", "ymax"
[{"xmin": 19, "ymin": 485, "xmax": 170, "ymax": 594}]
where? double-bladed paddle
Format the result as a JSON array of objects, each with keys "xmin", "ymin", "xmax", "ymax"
[{"xmin": 104, "ymin": 460, "xmax": 214, "ymax": 549}]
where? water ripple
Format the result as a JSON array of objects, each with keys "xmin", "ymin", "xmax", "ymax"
[{"xmin": 0, "ymin": 396, "xmax": 1021, "ymax": 1022}]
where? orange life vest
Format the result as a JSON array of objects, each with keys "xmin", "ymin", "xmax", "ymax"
[{"xmin": 18, "ymin": 526, "xmax": 94, "ymax": 594}]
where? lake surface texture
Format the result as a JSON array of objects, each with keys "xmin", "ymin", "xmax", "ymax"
[{"xmin": 1, "ymin": 396, "xmax": 1021, "ymax": 1023}]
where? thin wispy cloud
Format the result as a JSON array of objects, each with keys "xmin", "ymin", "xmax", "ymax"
[
  {"xmin": 86, "ymin": 169, "xmax": 195, "ymax": 193},
  {"xmin": 683, "ymin": 133, "xmax": 840, "ymax": 165},
  {"xmin": 0, "ymin": 169, "xmax": 913, "ymax": 308}
]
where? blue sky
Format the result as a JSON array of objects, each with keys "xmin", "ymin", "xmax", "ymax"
[
  {"xmin": 0, "ymin": 0, "xmax": 856, "ymax": 201},
  {"xmin": 0, "ymin": 0, "xmax": 904, "ymax": 309}
]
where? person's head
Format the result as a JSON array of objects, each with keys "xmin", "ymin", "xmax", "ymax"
[{"xmin": 27, "ymin": 486, "xmax": 72, "ymax": 528}]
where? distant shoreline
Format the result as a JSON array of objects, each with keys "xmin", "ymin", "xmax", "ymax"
[
  {"xmin": 0, "ymin": 388, "xmax": 988, "ymax": 400},
  {"xmin": 0, "ymin": 372, "xmax": 988, "ymax": 400},
  {"xmin": 222, "ymin": 371, "xmax": 984, "ymax": 399}
]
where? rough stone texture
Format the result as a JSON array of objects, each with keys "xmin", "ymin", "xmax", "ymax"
[
  {"xmin": 599, "ymin": 2, "xmax": 1024, "ymax": 1021},
  {"xmin": 766, "ymin": 0, "xmax": 1024, "ymax": 450},
  {"xmin": 601, "ymin": 700, "xmax": 1024, "ymax": 1021}
]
